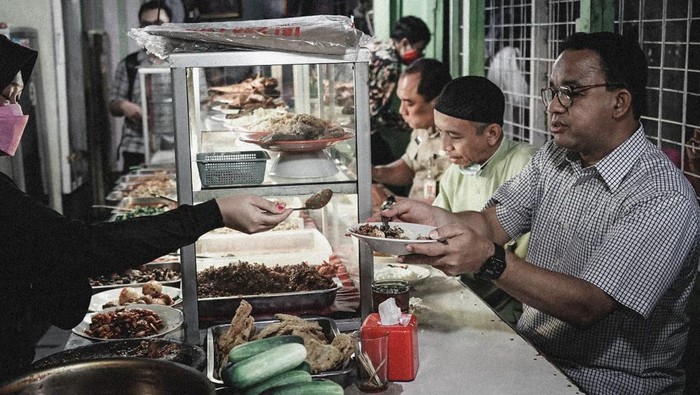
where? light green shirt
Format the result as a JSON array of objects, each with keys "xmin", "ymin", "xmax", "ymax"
[
  {"xmin": 433, "ymin": 138, "xmax": 537, "ymax": 259},
  {"xmin": 433, "ymin": 138, "xmax": 537, "ymax": 213}
]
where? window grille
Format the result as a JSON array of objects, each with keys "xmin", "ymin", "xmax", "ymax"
[{"xmin": 478, "ymin": 0, "xmax": 699, "ymax": 198}]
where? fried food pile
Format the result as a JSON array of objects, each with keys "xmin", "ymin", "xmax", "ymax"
[
  {"xmin": 102, "ymin": 280, "xmax": 175, "ymax": 309},
  {"xmin": 215, "ymin": 300, "xmax": 353, "ymax": 379},
  {"xmin": 197, "ymin": 261, "xmax": 336, "ymax": 298},
  {"xmin": 209, "ymin": 75, "xmax": 284, "ymax": 110},
  {"xmin": 85, "ymin": 307, "xmax": 164, "ymax": 339},
  {"xmin": 89, "ymin": 266, "xmax": 180, "ymax": 287}
]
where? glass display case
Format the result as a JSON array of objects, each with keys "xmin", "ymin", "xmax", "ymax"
[
  {"xmin": 137, "ymin": 66, "xmax": 175, "ymax": 166},
  {"xmin": 168, "ymin": 48, "xmax": 373, "ymax": 342}
]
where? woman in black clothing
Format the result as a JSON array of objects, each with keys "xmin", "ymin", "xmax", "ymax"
[{"xmin": 0, "ymin": 34, "xmax": 292, "ymax": 380}]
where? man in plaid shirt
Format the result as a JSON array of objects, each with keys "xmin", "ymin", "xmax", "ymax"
[
  {"xmin": 109, "ymin": 1, "xmax": 173, "ymax": 173},
  {"xmin": 375, "ymin": 32, "xmax": 700, "ymax": 394}
]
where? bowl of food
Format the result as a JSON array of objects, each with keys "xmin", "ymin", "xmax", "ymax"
[
  {"xmin": 72, "ymin": 305, "xmax": 184, "ymax": 341},
  {"xmin": 0, "ymin": 358, "xmax": 214, "ymax": 395},
  {"xmin": 347, "ymin": 222, "xmax": 438, "ymax": 256}
]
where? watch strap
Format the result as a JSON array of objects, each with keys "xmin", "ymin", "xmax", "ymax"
[{"xmin": 475, "ymin": 242, "xmax": 507, "ymax": 280}]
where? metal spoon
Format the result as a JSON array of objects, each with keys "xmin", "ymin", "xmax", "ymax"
[
  {"xmin": 291, "ymin": 189, "xmax": 333, "ymax": 210},
  {"xmin": 380, "ymin": 195, "xmax": 395, "ymax": 231}
]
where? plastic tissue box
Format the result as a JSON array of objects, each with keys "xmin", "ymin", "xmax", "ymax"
[{"xmin": 362, "ymin": 313, "xmax": 419, "ymax": 381}]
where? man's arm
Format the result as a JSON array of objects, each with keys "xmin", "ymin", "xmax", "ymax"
[
  {"xmin": 372, "ymin": 158, "xmax": 415, "ymax": 187},
  {"xmin": 404, "ymin": 206, "xmax": 617, "ymax": 327}
]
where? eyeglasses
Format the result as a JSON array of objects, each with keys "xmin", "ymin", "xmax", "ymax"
[{"xmin": 540, "ymin": 83, "xmax": 622, "ymax": 109}]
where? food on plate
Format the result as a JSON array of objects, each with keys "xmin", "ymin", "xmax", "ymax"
[
  {"xmin": 197, "ymin": 261, "xmax": 336, "ymax": 298},
  {"xmin": 113, "ymin": 205, "xmax": 172, "ymax": 221},
  {"xmin": 214, "ymin": 301, "xmax": 353, "ymax": 379},
  {"xmin": 85, "ymin": 307, "xmax": 165, "ymax": 339},
  {"xmin": 126, "ymin": 179, "xmax": 177, "ymax": 198},
  {"xmin": 209, "ymin": 75, "xmax": 284, "ymax": 110},
  {"xmin": 249, "ymin": 113, "xmax": 347, "ymax": 142},
  {"xmin": 89, "ymin": 266, "xmax": 180, "ymax": 287},
  {"xmin": 350, "ymin": 223, "xmax": 431, "ymax": 240},
  {"xmin": 374, "ymin": 264, "xmax": 420, "ymax": 282},
  {"xmin": 102, "ymin": 281, "xmax": 175, "ymax": 309}
]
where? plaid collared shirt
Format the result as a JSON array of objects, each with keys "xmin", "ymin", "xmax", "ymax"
[{"xmin": 489, "ymin": 126, "xmax": 700, "ymax": 394}]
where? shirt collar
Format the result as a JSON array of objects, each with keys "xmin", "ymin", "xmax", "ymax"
[
  {"xmin": 560, "ymin": 124, "xmax": 647, "ymax": 192},
  {"xmin": 478, "ymin": 138, "xmax": 511, "ymax": 172}
]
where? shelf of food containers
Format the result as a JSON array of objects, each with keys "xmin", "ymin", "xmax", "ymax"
[{"xmin": 168, "ymin": 47, "xmax": 374, "ymax": 342}]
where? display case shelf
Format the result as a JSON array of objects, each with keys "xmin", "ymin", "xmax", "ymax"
[{"xmin": 169, "ymin": 48, "xmax": 374, "ymax": 343}]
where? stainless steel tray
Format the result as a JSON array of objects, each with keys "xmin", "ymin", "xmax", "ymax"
[
  {"xmin": 206, "ymin": 317, "xmax": 353, "ymax": 387},
  {"xmin": 197, "ymin": 279, "xmax": 342, "ymax": 323}
]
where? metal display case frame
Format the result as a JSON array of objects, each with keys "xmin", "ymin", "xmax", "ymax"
[
  {"xmin": 138, "ymin": 66, "xmax": 175, "ymax": 167},
  {"xmin": 168, "ymin": 48, "xmax": 374, "ymax": 343}
]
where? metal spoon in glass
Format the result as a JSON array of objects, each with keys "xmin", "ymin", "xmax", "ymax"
[{"xmin": 291, "ymin": 188, "xmax": 333, "ymax": 210}]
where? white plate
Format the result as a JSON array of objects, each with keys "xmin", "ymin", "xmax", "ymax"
[
  {"xmin": 88, "ymin": 285, "xmax": 181, "ymax": 312},
  {"xmin": 210, "ymin": 113, "xmax": 233, "ymax": 123},
  {"xmin": 211, "ymin": 105, "xmax": 240, "ymax": 115},
  {"xmin": 374, "ymin": 263, "xmax": 431, "ymax": 285},
  {"xmin": 72, "ymin": 305, "xmax": 184, "ymax": 341},
  {"xmin": 347, "ymin": 222, "xmax": 437, "ymax": 256}
]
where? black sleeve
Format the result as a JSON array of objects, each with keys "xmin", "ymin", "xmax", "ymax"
[{"xmin": 0, "ymin": 172, "xmax": 224, "ymax": 280}]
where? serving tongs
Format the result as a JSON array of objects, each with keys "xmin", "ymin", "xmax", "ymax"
[{"xmin": 379, "ymin": 195, "xmax": 395, "ymax": 232}]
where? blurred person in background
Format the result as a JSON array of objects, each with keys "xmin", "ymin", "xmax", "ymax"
[
  {"xmin": 367, "ymin": 15, "xmax": 431, "ymax": 167},
  {"xmin": 109, "ymin": 1, "xmax": 173, "ymax": 173},
  {"xmin": 371, "ymin": 58, "xmax": 451, "ymax": 205}
]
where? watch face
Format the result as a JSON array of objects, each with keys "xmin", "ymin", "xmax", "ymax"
[{"xmin": 476, "ymin": 243, "xmax": 507, "ymax": 280}]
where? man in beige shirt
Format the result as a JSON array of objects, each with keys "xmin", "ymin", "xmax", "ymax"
[{"xmin": 372, "ymin": 58, "xmax": 452, "ymax": 204}]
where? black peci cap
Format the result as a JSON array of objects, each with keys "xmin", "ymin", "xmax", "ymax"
[{"xmin": 435, "ymin": 76, "xmax": 505, "ymax": 126}]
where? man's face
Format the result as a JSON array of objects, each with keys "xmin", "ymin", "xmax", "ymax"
[
  {"xmin": 546, "ymin": 49, "xmax": 620, "ymax": 161},
  {"xmin": 140, "ymin": 8, "xmax": 170, "ymax": 27},
  {"xmin": 397, "ymin": 72, "xmax": 435, "ymax": 130},
  {"xmin": 435, "ymin": 110, "xmax": 493, "ymax": 168}
]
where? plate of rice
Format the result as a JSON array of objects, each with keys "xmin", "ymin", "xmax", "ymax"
[{"xmin": 374, "ymin": 262, "xmax": 431, "ymax": 285}]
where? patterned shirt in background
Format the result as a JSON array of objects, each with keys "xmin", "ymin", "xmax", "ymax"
[
  {"xmin": 489, "ymin": 126, "xmax": 700, "ymax": 394},
  {"xmin": 401, "ymin": 127, "xmax": 450, "ymax": 200},
  {"xmin": 367, "ymin": 38, "xmax": 408, "ymax": 133},
  {"xmin": 110, "ymin": 50, "xmax": 208, "ymax": 156}
]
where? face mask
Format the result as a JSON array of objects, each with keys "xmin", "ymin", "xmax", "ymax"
[
  {"xmin": 0, "ymin": 104, "xmax": 28, "ymax": 156},
  {"xmin": 401, "ymin": 48, "xmax": 421, "ymax": 65},
  {"xmin": 457, "ymin": 163, "xmax": 482, "ymax": 176}
]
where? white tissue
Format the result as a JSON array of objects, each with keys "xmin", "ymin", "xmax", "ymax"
[{"xmin": 378, "ymin": 298, "xmax": 401, "ymax": 325}]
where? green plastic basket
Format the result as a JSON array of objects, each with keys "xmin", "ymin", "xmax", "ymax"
[{"xmin": 196, "ymin": 151, "xmax": 270, "ymax": 187}]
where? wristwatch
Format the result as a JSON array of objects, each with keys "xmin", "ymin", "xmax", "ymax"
[{"xmin": 475, "ymin": 242, "xmax": 507, "ymax": 280}]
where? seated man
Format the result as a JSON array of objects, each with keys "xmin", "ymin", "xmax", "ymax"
[
  {"xmin": 372, "ymin": 58, "xmax": 452, "ymax": 204},
  {"xmin": 432, "ymin": 76, "xmax": 537, "ymax": 325}
]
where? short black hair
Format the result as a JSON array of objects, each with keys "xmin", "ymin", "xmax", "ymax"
[
  {"xmin": 561, "ymin": 32, "xmax": 648, "ymax": 120},
  {"xmin": 391, "ymin": 16, "xmax": 431, "ymax": 46},
  {"xmin": 403, "ymin": 58, "xmax": 452, "ymax": 102},
  {"xmin": 139, "ymin": 0, "xmax": 173, "ymax": 22}
]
